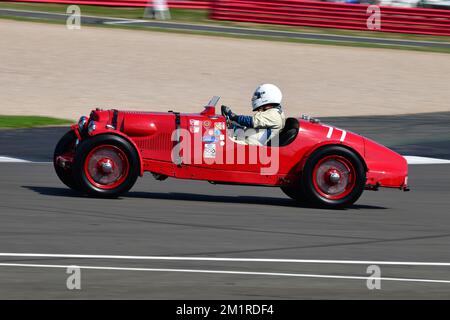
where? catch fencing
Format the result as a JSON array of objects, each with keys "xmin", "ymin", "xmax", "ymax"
[{"xmin": 210, "ymin": 0, "xmax": 450, "ymax": 36}]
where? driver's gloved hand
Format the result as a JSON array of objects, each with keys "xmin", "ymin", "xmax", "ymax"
[{"xmin": 221, "ymin": 105, "xmax": 237, "ymax": 120}]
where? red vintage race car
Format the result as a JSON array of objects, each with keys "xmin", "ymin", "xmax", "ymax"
[{"xmin": 54, "ymin": 96, "xmax": 408, "ymax": 209}]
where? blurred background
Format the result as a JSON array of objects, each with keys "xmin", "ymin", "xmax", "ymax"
[{"xmin": 0, "ymin": 0, "xmax": 449, "ymax": 120}]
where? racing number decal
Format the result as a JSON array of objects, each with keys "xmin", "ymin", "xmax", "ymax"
[{"xmin": 323, "ymin": 125, "xmax": 347, "ymax": 142}]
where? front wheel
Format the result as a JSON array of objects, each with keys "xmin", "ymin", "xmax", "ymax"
[
  {"xmin": 72, "ymin": 134, "xmax": 139, "ymax": 198},
  {"xmin": 301, "ymin": 146, "xmax": 366, "ymax": 209}
]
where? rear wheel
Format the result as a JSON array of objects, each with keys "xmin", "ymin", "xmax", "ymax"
[
  {"xmin": 280, "ymin": 184, "xmax": 307, "ymax": 203},
  {"xmin": 73, "ymin": 134, "xmax": 139, "ymax": 198},
  {"xmin": 54, "ymin": 130, "xmax": 80, "ymax": 190},
  {"xmin": 302, "ymin": 146, "xmax": 366, "ymax": 208}
]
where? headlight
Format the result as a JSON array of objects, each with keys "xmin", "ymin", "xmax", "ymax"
[
  {"xmin": 88, "ymin": 121, "xmax": 96, "ymax": 134},
  {"xmin": 78, "ymin": 116, "xmax": 88, "ymax": 131}
]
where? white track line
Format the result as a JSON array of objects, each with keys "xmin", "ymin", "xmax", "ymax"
[
  {"xmin": 1, "ymin": 155, "xmax": 449, "ymax": 165},
  {"xmin": 0, "ymin": 156, "xmax": 30, "ymax": 163},
  {"xmin": 0, "ymin": 263, "xmax": 449, "ymax": 284},
  {"xmin": 104, "ymin": 20, "xmax": 148, "ymax": 25},
  {"xmin": 403, "ymin": 156, "xmax": 450, "ymax": 165},
  {"xmin": 1, "ymin": 253, "xmax": 450, "ymax": 266}
]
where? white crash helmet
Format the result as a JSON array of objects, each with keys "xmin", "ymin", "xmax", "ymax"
[{"xmin": 251, "ymin": 83, "xmax": 282, "ymax": 111}]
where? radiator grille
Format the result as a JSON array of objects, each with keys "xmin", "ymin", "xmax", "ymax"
[{"xmin": 135, "ymin": 133, "xmax": 173, "ymax": 151}]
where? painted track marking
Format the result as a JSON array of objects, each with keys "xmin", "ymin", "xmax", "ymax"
[
  {"xmin": 1, "ymin": 253, "xmax": 450, "ymax": 266},
  {"xmin": 0, "ymin": 263, "xmax": 449, "ymax": 284},
  {"xmin": 0, "ymin": 156, "xmax": 30, "ymax": 163},
  {"xmin": 104, "ymin": 20, "xmax": 147, "ymax": 25},
  {"xmin": 1, "ymin": 155, "xmax": 450, "ymax": 165},
  {"xmin": 403, "ymin": 156, "xmax": 450, "ymax": 165}
]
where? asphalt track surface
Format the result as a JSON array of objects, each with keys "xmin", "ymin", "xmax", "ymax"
[
  {"xmin": 0, "ymin": 163, "xmax": 450, "ymax": 299},
  {"xmin": 1, "ymin": 8, "xmax": 450, "ymax": 49},
  {"xmin": 0, "ymin": 113, "xmax": 449, "ymax": 299}
]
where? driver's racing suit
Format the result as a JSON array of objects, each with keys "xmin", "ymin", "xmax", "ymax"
[{"xmin": 230, "ymin": 105, "xmax": 286, "ymax": 146}]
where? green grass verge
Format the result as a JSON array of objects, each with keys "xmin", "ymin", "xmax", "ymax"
[
  {"xmin": 1, "ymin": 2, "xmax": 450, "ymax": 53},
  {"xmin": 0, "ymin": 115, "xmax": 73, "ymax": 128}
]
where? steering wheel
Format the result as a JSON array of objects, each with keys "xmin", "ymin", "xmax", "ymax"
[
  {"xmin": 221, "ymin": 105, "xmax": 232, "ymax": 129},
  {"xmin": 221, "ymin": 105, "xmax": 246, "ymax": 131}
]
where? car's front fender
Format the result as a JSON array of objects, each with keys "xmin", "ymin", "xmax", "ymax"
[{"xmin": 364, "ymin": 137, "xmax": 408, "ymax": 189}]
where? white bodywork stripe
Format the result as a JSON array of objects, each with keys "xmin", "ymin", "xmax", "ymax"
[{"xmin": 326, "ymin": 126, "xmax": 333, "ymax": 138}]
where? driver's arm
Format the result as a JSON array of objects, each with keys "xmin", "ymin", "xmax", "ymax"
[
  {"xmin": 221, "ymin": 105, "xmax": 254, "ymax": 128},
  {"xmin": 233, "ymin": 115, "xmax": 253, "ymax": 128}
]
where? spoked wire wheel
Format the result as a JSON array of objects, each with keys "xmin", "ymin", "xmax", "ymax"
[
  {"xmin": 73, "ymin": 134, "xmax": 139, "ymax": 198},
  {"xmin": 301, "ymin": 146, "xmax": 366, "ymax": 208},
  {"xmin": 84, "ymin": 145, "xmax": 130, "ymax": 190},
  {"xmin": 312, "ymin": 155, "xmax": 356, "ymax": 200}
]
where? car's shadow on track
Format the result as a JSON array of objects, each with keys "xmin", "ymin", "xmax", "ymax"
[
  {"xmin": 23, "ymin": 185, "xmax": 388, "ymax": 211},
  {"xmin": 127, "ymin": 191, "xmax": 387, "ymax": 211}
]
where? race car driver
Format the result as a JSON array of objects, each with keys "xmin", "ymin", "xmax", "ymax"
[{"xmin": 221, "ymin": 83, "xmax": 286, "ymax": 146}]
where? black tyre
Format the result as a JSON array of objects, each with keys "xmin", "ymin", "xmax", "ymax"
[
  {"xmin": 54, "ymin": 130, "xmax": 80, "ymax": 190},
  {"xmin": 301, "ymin": 146, "xmax": 366, "ymax": 209},
  {"xmin": 72, "ymin": 134, "xmax": 139, "ymax": 198},
  {"xmin": 280, "ymin": 184, "xmax": 307, "ymax": 203}
]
